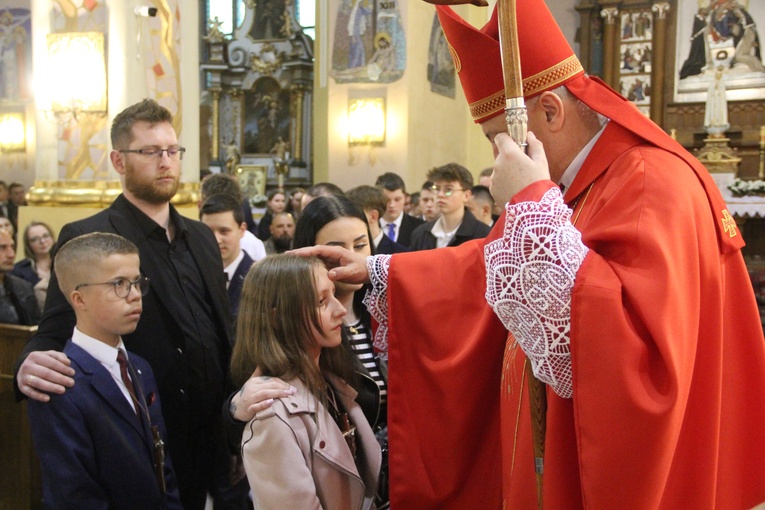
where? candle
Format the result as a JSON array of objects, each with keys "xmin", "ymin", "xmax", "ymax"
[{"xmin": 760, "ymin": 126, "xmax": 765, "ymax": 145}]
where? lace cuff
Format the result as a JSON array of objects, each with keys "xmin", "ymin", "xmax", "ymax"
[
  {"xmin": 484, "ymin": 187, "xmax": 588, "ymax": 398},
  {"xmin": 363, "ymin": 255, "xmax": 392, "ymax": 360}
]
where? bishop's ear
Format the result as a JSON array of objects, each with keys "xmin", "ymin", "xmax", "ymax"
[{"xmin": 537, "ymin": 91, "xmax": 565, "ymax": 131}]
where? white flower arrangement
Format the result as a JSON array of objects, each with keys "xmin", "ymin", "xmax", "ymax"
[{"xmin": 728, "ymin": 178, "xmax": 765, "ymax": 197}]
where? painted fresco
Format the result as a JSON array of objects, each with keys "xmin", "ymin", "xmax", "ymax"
[{"xmin": 331, "ymin": 0, "xmax": 406, "ymax": 84}]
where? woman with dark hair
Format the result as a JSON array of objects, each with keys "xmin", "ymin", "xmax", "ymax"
[
  {"xmin": 11, "ymin": 221, "xmax": 57, "ymax": 311},
  {"xmin": 293, "ymin": 195, "xmax": 390, "ymax": 506}
]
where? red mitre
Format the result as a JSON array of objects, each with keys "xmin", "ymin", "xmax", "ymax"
[{"xmin": 436, "ymin": 1, "xmax": 584, "ymax": 123}]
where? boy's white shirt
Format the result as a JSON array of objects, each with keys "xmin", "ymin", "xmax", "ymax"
[
  {"xmin": 241, "ymin": 230, "xmax": 267, "ymax": 261},
  {"xmin": 224, "ymin": 250, "xmax": 246, "ymax": 289},
  {"xmin": 71, "ymin": 326, "xmax": 136, "ymax": 412}
]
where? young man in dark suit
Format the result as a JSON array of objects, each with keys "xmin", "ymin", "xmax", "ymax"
[
  {"xmin": 375, "ymin": 172, "xmax": 424, "ymax": 248},
  {"xmin": 200, "ymin": 193, "xmax": 255, "ymax": 321},
  {"xmin": 27, "ymin": 233, "xmax": 182, "ymax": 510},
  {"xmin": 199, "ymin": 192, "xmax": 254, "ymax": 509},
  {"xmin": 15, "ymin": 99, "xmax": 233, "ymax": 510},
  {"xmin": 346, "ymin": 184, "xmax": 409, "ymax": 254},
  {"xmin": 409, "ymin": 163, "xmax": 491, "ymax": 251}
]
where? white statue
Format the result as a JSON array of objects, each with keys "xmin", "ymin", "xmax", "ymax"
[{"xmin": 704, "ymin": 66, "xmax": 730, "ymax": 136}]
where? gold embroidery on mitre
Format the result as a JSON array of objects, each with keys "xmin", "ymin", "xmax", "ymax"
[
  {"xmin": 721, "ymin": 209, "xmax": 737, "ymax": 238},
  {"xmin": 523, "ymin": 55, "xmax": 584, "ymax": 97},
  {"xmin": 448, "ymin": 43, "xmax": 461, "ymax": 73},
  {"xmin": 469, "ymin": 90, "xmax": 506, "ymax": 121}
]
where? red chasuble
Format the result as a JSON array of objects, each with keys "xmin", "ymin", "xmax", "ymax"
[{"xmin": 385, "ymin": 75, "xmax": 765, "ymax": 509}]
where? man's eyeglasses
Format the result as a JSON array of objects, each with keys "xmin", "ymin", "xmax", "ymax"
[
  {"xmin": 75, "ymin": 276, "xmax": 151, "ymax": 299},
  {"xmin": 119, "ymin": 147, "xmax": 186, "ymax": 160},
  {"xmin": 29, "ymin": 233, "xmax": 52, "ymax": 244},
  {"xmin": 429, "ymin": 185, "xmax": 465, "ymax": 197}
]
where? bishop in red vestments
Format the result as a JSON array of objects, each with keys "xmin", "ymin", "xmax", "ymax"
[{"xmin": 351, "ymin": 1, "xmax": 765, "ymax": 508}]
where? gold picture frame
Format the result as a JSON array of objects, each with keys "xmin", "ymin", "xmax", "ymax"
[{"xmin": 235, "ymin": 165, "xmax": 268, "ymax": 204}]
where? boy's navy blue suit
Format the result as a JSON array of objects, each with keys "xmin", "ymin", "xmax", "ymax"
[
  {"xmin": 15, "ymin": 194, "xmax": 232, "ymax": 509},
  {"xmin": 28, "ymin": 341, "xmax": 183, "ymax": 510}
]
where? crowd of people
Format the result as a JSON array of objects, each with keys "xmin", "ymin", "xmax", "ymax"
[
  {"xmin": 3, "ymin": 98, "xmax": 494, "ymax": 509},
  {"xmin": 4, "ymin": 0, "xmax": 765, "ymax": 508}
]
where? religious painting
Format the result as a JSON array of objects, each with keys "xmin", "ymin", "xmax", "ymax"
[
  {"xmin": 427, "ymin": 14, "xmax": 455, "ymax": 98},
  {"xmin": 248, "ymin": 0, "xmax": 288, "ymax": 40},
  {"xmin": 620, "ymin": 11, "xmax": 652, "ymax": 42},
  {"xmin": 331, "ymin": 0, "xmax": 406, "ymax": 84},
  {"xmin": 675, "ymin": 0, "xmax": 765, "ymax": 102},
  {"xmin": 0, "ymin": 8, "xmax": 32, "ymax": 103},
  {"xmin": 236, "ymin": 165, "xmax": 268, "ymax": 204},
  {"xmin": 242, "ymin": 77, "xmax": 291, "ymax": 155},
  {"xmin": 620, "ymin": 74, "xmax": 651, "ymax": 117},
  {"xmin": 620, "ymin": 42, "xmax": 652, "ymax": 74},
  {"xmin": 618, "ymin": 8, "xmax": 653, "ymax": 116}
]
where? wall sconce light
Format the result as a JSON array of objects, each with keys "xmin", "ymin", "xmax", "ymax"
[
  {"xmin": 348, "ymin": 97, "xmax": 386, "ymax": 146},
  {"xmin": 45, "ymin": 32, "xmax": 107, "ymax": 120},
  {"xmin": 0, "ymin": 112, "xmax": 25, "ymax": 154}
]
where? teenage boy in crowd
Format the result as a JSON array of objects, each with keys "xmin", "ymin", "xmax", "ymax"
[
  {"xmin": 375, "ymin": 172, "xmax": 423, "ymax": 248},
  {"xmin": 200, "ymin": 193, "xmax": 255, "ymax": 321},
  {"xmin": 346, "ymin": 185, "xmax": 409, "ymax": 254},
  {"xmin": 409, "ymin": 163, "xmax": 491, "ymax": 250}
]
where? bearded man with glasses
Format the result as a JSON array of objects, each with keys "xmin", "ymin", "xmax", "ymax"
[{"xmin": 13, "ymin": 99, "xmax": 235, "ymax": 510}]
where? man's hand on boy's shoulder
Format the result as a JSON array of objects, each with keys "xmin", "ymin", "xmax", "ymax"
[{"xmin": 17, "ymin": 351, "xmax": 75, "ymax": 402}]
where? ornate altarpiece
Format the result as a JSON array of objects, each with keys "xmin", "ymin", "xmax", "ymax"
[
  {"xmin": 576, "ymin": 0, "xmax": 765, "ymax": 323},
  {"xmin": 201, "ymin": 0, "xmax": 313, "ymax": 202}
]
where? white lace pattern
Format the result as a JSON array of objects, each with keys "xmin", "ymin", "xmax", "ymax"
[
  {"xmin": 484, "ymin": 187, "xmax": 589, "ymax": 398},
  {"xmin": 363, "ymin": 255, "xmax": 392, "ymax": 360}
]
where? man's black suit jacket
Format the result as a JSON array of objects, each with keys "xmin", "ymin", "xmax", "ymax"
[
  {"xmin": 4, "ymin": 273, "xmax": 41, "ymax": 325},
  {"xmin": 409, "ymin": 208, "xmax": 492, "ymax": 251},
  {"xmin": 394, "ymin": 214, "xmax": 425, "ymax": 248},
  {"xmin": 14, "ymin": 194, "xmax": 232, "ymax": 508}
]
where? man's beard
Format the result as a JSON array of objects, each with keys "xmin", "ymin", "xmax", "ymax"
[
  {"xmin": 124, "ymin": 166, "xmax": 179, "ymax": 205},
  {"xmin": 272, "ymin": 235, "xmax": 293, "ymax": 253}
]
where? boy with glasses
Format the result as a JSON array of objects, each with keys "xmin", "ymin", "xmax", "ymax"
[
  {"xmin": 409, "ymin": 163, "xmax": 491, "ymax": 251},
  {"xmin": 27, "ymin": 232, "xmax": 182, "ymax": 509}
]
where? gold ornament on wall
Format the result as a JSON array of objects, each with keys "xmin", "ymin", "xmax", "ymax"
[{"xmin": 250, "ymin": 42, "xmax": 284, "ymax": 76}]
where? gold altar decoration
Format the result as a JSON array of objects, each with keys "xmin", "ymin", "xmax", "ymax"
[
  {"xmin": 26, "ymin": 180, "xmax": 200, "ymax": 207},
  {"xmin": 694, "ymin": 136, "xmax": 742, "ymax": 174},
  {"xmin": 250, "ymin": 43, "xmax": 284, "ymax": 76}
]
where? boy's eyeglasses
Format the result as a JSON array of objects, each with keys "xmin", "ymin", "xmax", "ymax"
[
  {"xmin": 119, "ymin": 147, "xmax": 186, "ymax": 160},
  {"xmin": 75, "ymin": 276, "xmax": 151, "ymax": 299},
  {"xmin": 429, "ymin": 185, "xmax": 464, "ymax": 197}
]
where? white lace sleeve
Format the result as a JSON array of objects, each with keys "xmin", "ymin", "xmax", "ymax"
[
  {"xmin": 484, "ymin": 187, "xmax": 589, "ymax": 398},
  {"xmin": 362, "ymin": 255, "xmax": 392, "ymax": 360}
]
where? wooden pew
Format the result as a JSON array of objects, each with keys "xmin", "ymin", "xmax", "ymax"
[{"xmin": 0, "ymin": 324, "xmax": 42, "ymax": 510}]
